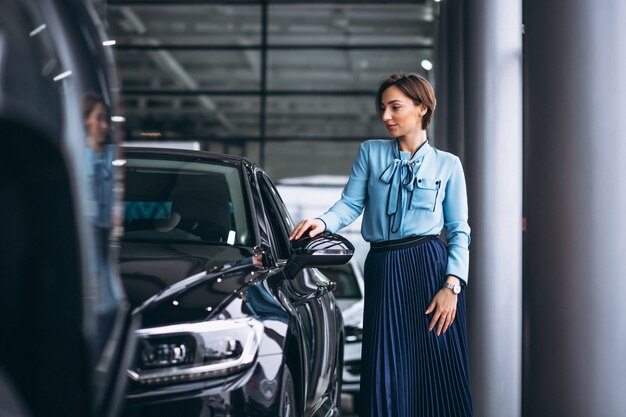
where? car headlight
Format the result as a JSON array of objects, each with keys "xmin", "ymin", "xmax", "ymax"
[{"xmin": 128, "ymin": 317, "xmax": 264, "ymax": 386}]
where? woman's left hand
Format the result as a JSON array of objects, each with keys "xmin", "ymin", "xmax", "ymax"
[{"xmin": 425, "ymin": 276, "xmax": 460, "ymax": 336}]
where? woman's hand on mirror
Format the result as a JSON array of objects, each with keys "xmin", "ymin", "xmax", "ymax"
[{"xmin": 289, "ymin": 218, "xmax": 326, "ymax": 241}]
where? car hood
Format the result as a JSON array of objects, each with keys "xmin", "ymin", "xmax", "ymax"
[{"xmin": 120, "ymin": 242, "xmax": 264, "ymax": 327}]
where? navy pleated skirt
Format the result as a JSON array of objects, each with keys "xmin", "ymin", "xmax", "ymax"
[{"xmin": 360, "ymin": 236, "xmax": 473, "ymax": 417}]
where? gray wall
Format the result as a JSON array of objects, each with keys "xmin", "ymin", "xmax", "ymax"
[
  {"xmin": 438, "ymin": 0, "xmax": 626, "ymax": 415},
  {"xmin": 523, "ymin": 0, "xmax": 626, "ymax": 415},
  {"xmin": 264, "ymin": 140, "xmax": 360, "ymax": 180}
]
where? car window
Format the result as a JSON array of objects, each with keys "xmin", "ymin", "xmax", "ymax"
[
  {"xmin": 257, "ymin": 173, "xmax": 291, "ymax": 260},
  {"xmin": 319, "ymin": 263, "xmax": 361, "ymax": 299},
  {"xmin": 123, "ymin": 158, "xmax": 251, "ymax": 246},
  {"xmin": 262, "ymin": 176, "xmax": 296, "ymax": 231}
]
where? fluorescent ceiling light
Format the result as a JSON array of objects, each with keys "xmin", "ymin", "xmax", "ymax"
[
  {"xmin": 30, "ymin": 24, "xmax": 46, "ymax": 37},
  {"xmin": 53, "ymin": 70, "xmax": 72, "ymax": 82}
]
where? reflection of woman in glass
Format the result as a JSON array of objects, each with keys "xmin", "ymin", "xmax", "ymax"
[{"xmin": 82, "ymin": 92, "xmax": 114, "ymax": 242}]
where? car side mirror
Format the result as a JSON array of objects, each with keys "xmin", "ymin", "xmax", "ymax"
[{"xmin": 285, "ymin": 233, "xmax": 354, "ymax": 278}]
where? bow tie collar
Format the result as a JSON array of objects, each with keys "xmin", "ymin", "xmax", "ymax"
[{"xmin": 379, "ymin": 140, "xmax": 432, "ymax": 233}]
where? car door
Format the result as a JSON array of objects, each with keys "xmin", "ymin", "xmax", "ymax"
[{"xmin": 256, "ymin": 172, "xmax": 339, "ymax": 415}]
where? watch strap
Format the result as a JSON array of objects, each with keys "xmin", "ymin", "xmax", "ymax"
[{"xmin": 442, "ymin": 282, "xmax": 461, "ymax": 294}]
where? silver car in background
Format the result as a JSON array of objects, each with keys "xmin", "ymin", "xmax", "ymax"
[
  {"xmin": 316, "ymin": 259, "xmax": 364, "ymax": 402},
  {"xmin": 276, "ymin": 176, "xmax": 366, "ymax": 411}
]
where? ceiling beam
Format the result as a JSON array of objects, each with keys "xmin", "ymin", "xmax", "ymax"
[{"xmin": 118, "ymin": 6, "xmax": 234, "ymax": 131}]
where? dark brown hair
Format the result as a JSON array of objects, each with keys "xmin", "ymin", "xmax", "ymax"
[
  {"xmin": 375, "ymin": 73, "xmax": 436, "ymax": 130},
  {"xmin": 81, "ymin": 91, "xmax": 107, "ymax": 122}
]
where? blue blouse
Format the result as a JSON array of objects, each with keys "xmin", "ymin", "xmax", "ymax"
[
  {"xmin": 317, "ymin": 139, "xmax": 471, "ymax": 284},
  {"xmin": 86, "ymin": 145, "xmax": 115, "ymax": 229}
]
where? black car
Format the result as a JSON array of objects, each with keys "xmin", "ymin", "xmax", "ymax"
[
  {"xmin": 119, "ymin": 148, "xmax": 352, "ymax": 417},
  {"xmin": 0, "ymin": 1, "xmax": 134, "ymax": 416}
]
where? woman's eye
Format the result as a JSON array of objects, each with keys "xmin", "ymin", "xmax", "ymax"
[{"xmin": 392, "ymin": 106, "xmax": 400, "ymax": 110}]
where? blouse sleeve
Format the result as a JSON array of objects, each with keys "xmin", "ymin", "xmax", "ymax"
[
  {"xmin": 443, "ymin": 157, "xmax": 471, "ymax": 285},
  {"xmin": 317, "ymin": 142, "xmax": 369, "ymax": 233}
]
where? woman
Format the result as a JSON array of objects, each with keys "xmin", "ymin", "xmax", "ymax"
[
  {"xmin": 82, "ymin": 92, "xmax": 115, "ymax": 242},
  {"xmin": 289, "ymin": 73, "xmax": 473, "ymax": 417}
]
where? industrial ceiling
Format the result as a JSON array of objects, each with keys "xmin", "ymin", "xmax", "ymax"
[{"xmin": 105, "ymin": 0, "xmax": 437, "ymax": 170}]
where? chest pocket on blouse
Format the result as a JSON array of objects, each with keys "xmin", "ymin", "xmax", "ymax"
[{"xmin": 410, "ymin": 178, "xmax": 441, "ymax": 212}]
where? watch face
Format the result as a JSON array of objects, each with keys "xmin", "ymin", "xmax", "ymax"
[{"xmin": 453, "ymin": 285, "xmax": 462, "ymax": 294}]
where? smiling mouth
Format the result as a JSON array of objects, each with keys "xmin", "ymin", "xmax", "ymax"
[{"xmin": 386, "ymin": 124, "xmax": 398, "ymax": 129}]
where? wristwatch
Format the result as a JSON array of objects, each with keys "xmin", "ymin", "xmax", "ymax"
[{"xmin": 443, "ymin": 282, "xmax": 462, "ymax": 295}]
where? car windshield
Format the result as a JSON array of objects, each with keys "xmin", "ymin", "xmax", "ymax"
[{"xmin": 123, "ymin": 157, "xmax": 251, "ymax": 246}]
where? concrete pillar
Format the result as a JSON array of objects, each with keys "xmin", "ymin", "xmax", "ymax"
[
  {"xmin": 462, "ymin": 0, "xmax": 523, "ymax": 416},
  {"xmin": 524, "ymin": 1, "xmax": 626, "ymax": 416}
]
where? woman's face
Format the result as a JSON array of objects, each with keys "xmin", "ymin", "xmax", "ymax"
[
  {"xmin": 380, "ymin": 85, "xmax": 426, "ymax": 139},
  {"xmin": 85, "ymin": 102, "xmax": 109, "ymax": 143}
]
